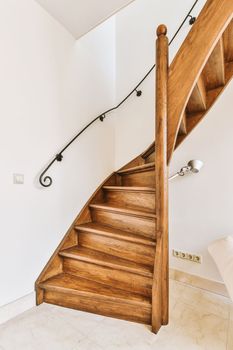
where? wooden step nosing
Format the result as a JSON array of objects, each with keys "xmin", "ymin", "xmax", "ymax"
[
  {"xmin": 117, "ymin": 163, "xmax": 155, "ymax": 175},
  {"xmin": 39, "ymin": 282, "xmax": 151, "ymax": 308},
  {"xmin": 75, "ymin": 225, "xmax": 156, "ymax": 247},
  {"xmin": 102, "ymin": 186, "xmax": 155, "ymax": 193},
  {"xmin": 59, "ymin": 251, "xmax": 153, "ymax": 277},
  {"xmin": 89, "ymin": 204, "xmax": 156, "ymax": 220}
]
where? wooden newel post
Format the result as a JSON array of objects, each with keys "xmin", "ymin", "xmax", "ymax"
[{"xmin": 152, "ymin": 24, "xmax": 169, "ymax": 334}]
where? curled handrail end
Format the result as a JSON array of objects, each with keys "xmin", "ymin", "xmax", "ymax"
[{"xmin": 39, "ymin": 175, "xmax": 53, "ymax": 188}]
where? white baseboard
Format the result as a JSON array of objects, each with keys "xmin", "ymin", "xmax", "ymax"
[
  {"xmin": 170, "ymin": 268, "xmax": 229, "ymax": 298},
  {"xmin": 0, "ymin": 292, "xmax": 36, "ymax": 325}
]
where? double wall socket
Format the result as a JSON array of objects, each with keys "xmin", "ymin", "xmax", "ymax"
[{"xmin": 172, "ymin": 249, "xmax": 202, "ymax": 264}]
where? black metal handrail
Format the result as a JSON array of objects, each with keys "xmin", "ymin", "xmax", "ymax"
[{"xmin": 39, "ymin": 0, "xmax": 199, "ymax": 187}]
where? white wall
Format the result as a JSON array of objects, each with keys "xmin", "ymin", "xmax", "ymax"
[
  {"xmin": 114, "ymin": 0, "xmax": 233, "ymax": 282},
  {"xmin": 0, "ymin": 0, "xmax": 115, "ymax": 307},
  {"xmin": 35, "ymin": 0, "xmax": 135, "ymax": 39},
  {"xmin": 169, "ymin": 81, "xmax": 233, "ymax": 281}
]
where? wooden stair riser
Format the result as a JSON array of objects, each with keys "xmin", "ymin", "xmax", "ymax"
[
  {"xmin": 186, "ymin": 75, "xmax": 207, "ymax": 113},
  {"xmin": 203, "ymin": 37, "xmax": 225, "ymax": 90},
  {"xmin": 90, "ymin": 208, "xmax": 156, "ymax": 239},
  {"xmin": 43, "ymin": 290, "xmax": 151, "ymax": 324},
  {"xmin": 141, "ymin": 144, "xmax": 155, "ymax": 163},
  {"xmin": 78, "ymin": 231, "xmax": 155, "ymax": 265},
  {"xmin": 178, "ymin": 111, "xmax": 187, "ymax": 136},
  {"xmin": 103, "ymin": 189, "xmax": 155, "ymax": 211},
  {"xmin": 145, "ymin": 152, "xmax": 155, "ymax": 164},
  {"xmin": 223, "ymin": 20, "xmax": 233, "ymax": 62},
  {"xmin": 119, "ymin": 171, "xmax": 155, "ymax": 187},
  {"xmin": 62, "ymin": 258, "xmax": 152, "ymax": 297}
]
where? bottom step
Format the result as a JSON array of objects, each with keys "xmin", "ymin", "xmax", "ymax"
[{"xmin": 38, "ymin": 273, "xmax": 151, "ymax": 324}]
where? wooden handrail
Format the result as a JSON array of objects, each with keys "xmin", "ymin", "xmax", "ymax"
[
  {"xmin": 152, "ymin": 24, "xmax": 169, "ymax": 334},
  {"xmin": 167, "ymin": 0, "xmax": 233, "ymax": 163}
]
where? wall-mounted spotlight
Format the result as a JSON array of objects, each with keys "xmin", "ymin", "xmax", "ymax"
[{"xmin": 169, "ymin": 160, "xmax": 204, "ymax": 181}]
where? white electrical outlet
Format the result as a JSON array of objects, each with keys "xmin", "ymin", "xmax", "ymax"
[
  {"xmin": 185, "ymin": 253, "xmax": 194, "ymax": 261},
  {"xmin": 193, "ymin": 254, "xmax": 202, "ymax": 263},
  {"xmin": 172, "ymin": 249, "xmax": 202, "ymax": 264},
  {"xmin": 173, "ymin": 250, "xmax": 180, "ymax": 258}
]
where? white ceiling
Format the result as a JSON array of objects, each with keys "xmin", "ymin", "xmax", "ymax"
[{"xmin": 35, "ymin": 0, "xmax": 135, "ymax": 39}]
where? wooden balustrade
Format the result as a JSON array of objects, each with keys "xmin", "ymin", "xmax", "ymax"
[{"xmin": 167, "ymin": 0, "xmax": 233, "ymax": 162}]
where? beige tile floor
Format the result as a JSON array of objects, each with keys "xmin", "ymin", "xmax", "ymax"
[{"xmin": 0, "ymin": 280, "xmax": 232, "ymax": 350}]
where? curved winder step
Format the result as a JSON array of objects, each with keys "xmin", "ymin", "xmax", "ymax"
[
  {"xmin": 103, "ymin": 186, "xmax": 155, "ymax": 192},
  {"xmin": 75, "ymin": 222, "xmax": 156, "ymax": 246},
  {"xmin": 76, "ymin": 222, "xmax": 156, "ymax": 265},
  {"xmin": 39, "ymin": 273, "xmax": 151, "ymax": 324},
  {"xmin": 117, "ymin": 163, "xmax": 155, "ymax": 187},
  {"xmin": 89, "ymin": 203, "xmax": 156, "ymax": 219},
  {"xmin": 89, "ymin": 203, "xmax": 156, "ymax": 239},
  {"xmin": 59, "ymin": 246, "xmax": 153, "ymax": 277},
  {"xmin": 117, "ymin": 163, "xmax": 155, "ymax": 175},
  {"xmin": 102, "ymin": 186, "xmax": 155, "ymax": 211},
  {"xmin": 59, "ymin": 246, "xmax": 153, "ymax": 297}
]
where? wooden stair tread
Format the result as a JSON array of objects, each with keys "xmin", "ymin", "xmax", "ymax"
[
  {"xmin": 59, "ymin": 246, "xmax": 153, "ymax": 277},
  {"xmin": 89, "ymin": 203, "xmax": 156, "ymax": 219},
  {"xmin": 117, "ymin": 162, "xmax": 155, "ymax": 175},
  {"xmin": 75, "ymin": 222, "xmax": 156, "ymax": 246},
  {"xmin": 39, "ymin": 273, "xmax": 151, "ymax": 307},
  {"xmin": 103, "ymin": 186, "xmax": 155, "ymax": 193}
]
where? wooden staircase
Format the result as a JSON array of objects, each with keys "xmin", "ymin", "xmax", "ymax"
[
  {"xmin": 36, "ymin": 147, "xmax": 156, "ymax": 326},
  {"xmin": 36, "ymin": 0, "xmax": 233, "ymax": 334}
]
